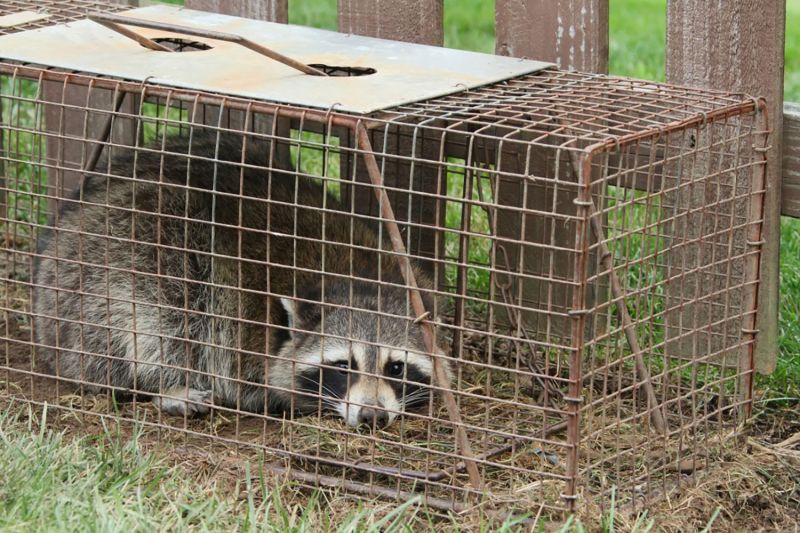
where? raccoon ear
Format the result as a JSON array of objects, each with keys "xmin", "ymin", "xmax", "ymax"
[
  {"xmin": 280, "ymin": 297, "xmax": 297, "ymax": 332},
  {"xmin": 280, "ymin": 295, "xmax": 322, "ymax": 337},
  {"xmin": 420, "ymin": 290, "xmax": 436, "ymax": 319}
]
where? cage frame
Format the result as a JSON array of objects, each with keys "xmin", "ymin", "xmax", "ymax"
[{"xmin": 0, "ymin": 39, "xmax": 770, "ymax": 516}]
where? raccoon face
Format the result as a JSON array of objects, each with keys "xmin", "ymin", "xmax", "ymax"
[{"xmin": 276, "ymin": 285, "xmax": 446, "ymax": 429}]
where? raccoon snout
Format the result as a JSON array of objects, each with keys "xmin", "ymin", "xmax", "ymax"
[{"xmin": 357, "ymin": 406, "xmax": 390, "ymax": 429}]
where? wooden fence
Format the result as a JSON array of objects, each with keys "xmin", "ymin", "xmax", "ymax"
[{"xmin": 150, "ymin": 0, "xmax": 792, "ymax": 374}]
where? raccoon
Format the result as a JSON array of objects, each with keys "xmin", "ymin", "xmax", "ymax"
[{"xmin": 31, "ymin": 129, "xmax": 448, "ymax": 428}]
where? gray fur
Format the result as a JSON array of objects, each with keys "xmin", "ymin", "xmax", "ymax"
[{"xmin": 31, "ymin": 130, "xmax": 447, "ymax": 423}]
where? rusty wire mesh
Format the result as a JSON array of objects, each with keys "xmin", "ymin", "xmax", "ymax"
[
  {"xmin": 0, "ymin": 0, "xmax": 128, "ymax": 36},
  {"xmin": 0, "ymin": 59, "xmax": 767, "ymax": 517}
]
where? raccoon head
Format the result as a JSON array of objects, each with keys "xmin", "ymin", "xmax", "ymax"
[{"xmin": 276, "ymin": 282, "xmax": 449, "ymax": 429}]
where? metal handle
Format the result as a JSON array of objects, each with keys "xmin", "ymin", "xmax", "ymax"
[{"xmin": 88, "ymin": 13, "xmax": 328, "ymax": 77}]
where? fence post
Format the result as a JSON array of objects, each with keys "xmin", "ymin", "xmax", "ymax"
[
  {"xmin": 495, "ymin": 0, "xmax": 609, "ymax": 73},
  {"xmin": 336, "ymin": 0, "xmax": 445, "ymax": 280},
  {"xmin": 183, "ymin": 0, "xmax": 288, "ymax": 23},
  {"xmin": 666, "ymin": 0, "xmax": 785, "ymax": 374},
  {"xmin": 337, "ymin": 0, "xmax": 443, "ymax": 45},
  {"xmin": 492, "ymin": 2, "xmax": 609, "ymax": 343}
]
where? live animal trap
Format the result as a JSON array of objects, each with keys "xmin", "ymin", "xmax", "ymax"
[{"xmin": 0, "ymin": 3, "xmax": 769, "ymax": 516}]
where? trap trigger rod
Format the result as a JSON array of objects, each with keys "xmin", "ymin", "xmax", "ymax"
[{"xmin": 87, "ymin": 13, "xmax": 328, "ymax": 77}]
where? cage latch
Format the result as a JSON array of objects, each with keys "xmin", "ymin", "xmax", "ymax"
[
  {"xmin": 567, "ymin": 308, "xmax": 589, "ymax": 317},
  {"xmin": 562, "ymin": 395, "xmax": 583, "ymax": 405}
]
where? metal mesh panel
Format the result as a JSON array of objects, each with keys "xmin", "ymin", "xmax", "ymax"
[
  {"xmin": 0, "ymin": 63, "xmax": 767, "ymax": 516},
  {"xmin": 0, "ymin": 0, "xmax": 126, "ymax": 35}
]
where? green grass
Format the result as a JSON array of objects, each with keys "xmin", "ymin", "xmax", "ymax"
[
  {"xmin": 0, "ymin": 402, "xmax": 433, "ymax": 532},
  {"xmin": 0, "ymin": 402, "xmax": 549, "ymax": 532}
]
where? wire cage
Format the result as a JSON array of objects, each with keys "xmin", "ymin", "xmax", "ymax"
[{"xmin": 0, "ymin": 7, "xmax": 768, "ymax": 519}]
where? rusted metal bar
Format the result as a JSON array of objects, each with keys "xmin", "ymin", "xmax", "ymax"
[
  {"xmin": 451, "ymin": 156, "xmax": 473, "ymax": 361},
  {"xmin": 263, "ymin": 463, "xmax": 467, "ymax": 513},
  {"xmin": 87, "ymin": 13, "xmax": 328, "ymax": 77},
  {"xmin": 555, "ymin": 115, "xmax": 668, "ymax": 436},
  {"xmin": 562, "ymin": 151, "xmax": 592, "ymax": 511},
  {"xmin": 354, "ymin": 121, "xmax": 484, "ymax": 490},
  {"xmin": 739, "ymin": 99, "xmax": 770, "ymax": 418},
  {"xmin": 90, "ymin": 15, "xmax": 173, "ymax": 52},
  {"xmin": 82, "ymin": 88, "xmax": 128, "ymax": 173},
  {"xmin": 588, "ymin": 206, "xmax": 668, "ymax": 435}
]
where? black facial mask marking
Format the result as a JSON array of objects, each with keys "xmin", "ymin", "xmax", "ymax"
[
  {"xmin": 295, "ymin": 356, "xmax": 432, "ymax": 416},
  {"xmin": 383, "ymin": 361, "xmax": 431, "ymax": 409},
  {"xmin": 295, "ymin": 359, "xmax": 358, "ymax": 411}
]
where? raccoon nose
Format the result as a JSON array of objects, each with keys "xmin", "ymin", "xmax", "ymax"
[{"xmin": 357, "ymin": 407, "xmax": 389, "ymax": 428}]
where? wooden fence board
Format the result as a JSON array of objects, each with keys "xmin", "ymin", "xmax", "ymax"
[
  {"xmin": 337, "ymin": 0, "xmax": 443, "ymax": 45},
  {"xmin": 666, "ymin": 0, "xmax": 786, "ymax": 374},
  {"xmin": 495, "ymin": 0, "xmax": 609, "ymax": 73},
  {"xmin": 336, "ymin": 1, "xmax": 444, "ymax": 281},
  {"xmin": 184, "ymin": 0, "xmax": 288, "ymax": 23},
  {"xmin": 784, "ymin": 103, "xmax": 800, "ymax": 218},
  {"xmin": 492, "ymin": 1, "xmax": 608, "ymax": 341},
  {"xmin": 42, "ymin": 83, "xmax": 139, "ymax": 220}
]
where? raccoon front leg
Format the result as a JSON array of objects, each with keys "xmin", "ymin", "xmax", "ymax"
[
  {"xmin": 105, "ymin": 299, "xmax": 215, "ymax": 417},
  {"xmin": 155, "ymin": 387, "xmax": 213, "ymax": 417}
]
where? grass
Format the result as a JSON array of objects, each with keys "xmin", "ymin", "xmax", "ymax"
[
  {"xmin": 1, "ymin": 0, "xmax": 799, "ymax": 530},
  {"xmin": 0, "ymin": 401, "xmax": 440, "ymax": 532}
]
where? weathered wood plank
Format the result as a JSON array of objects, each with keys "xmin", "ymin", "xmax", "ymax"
[
  {"xmin": 784, "ymin": 102, "xmax": 800, "ymax": 218},
  {"xmin": 495, "ymin": 0, "xmax": 609, "ymax": 73},
  {"xmin": 666, "ymin": 0, "xmax": 785, "ymax": 374},
  {"xmin": 43, "ymin": 83, "xmax": 139, "ymax": 220},
  {"xmin": 337, "ymin": 0, "xmax": 443, "ymax": 46},
  {"xmin": 184, "ymin": 0, "xmax": 291, "ymax": 174},
  {"xmin": 184, "ymin": 0, "xmax": 288, "ymax": 23},
  {"xmin": 335, "ymin": 2, "xmax": 444, "ymax": 281},
  {"xmin": 492, "ymin": 2, "xmax": 608, "ymax": 343}
]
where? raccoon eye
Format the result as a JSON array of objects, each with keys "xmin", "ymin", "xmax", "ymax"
[
  {"xmin": 332, "ymin": 360, "xmax": 349, "ymax": 374},
  {"xmin": 388, "ymin": 361, "xmax": 404, "ymax": 378}
]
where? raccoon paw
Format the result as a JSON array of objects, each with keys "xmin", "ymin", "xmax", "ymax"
[{"xmin": 157, "ymin": 388, "xmax": 213, "ymax": 417}]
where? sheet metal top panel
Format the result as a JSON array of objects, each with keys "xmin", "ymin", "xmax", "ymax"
[{"xmin": 0, "ymin": 4, "xmax": 553, "ymax": 113}]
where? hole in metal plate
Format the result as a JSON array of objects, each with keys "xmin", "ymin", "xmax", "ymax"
[
  {"xmin": 308, "ymin": 64, "xmax": 377, "ymax": 77},
  {"xmin": 148, "ymin": 37, "xmax": 212, "ymax": 52}
]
